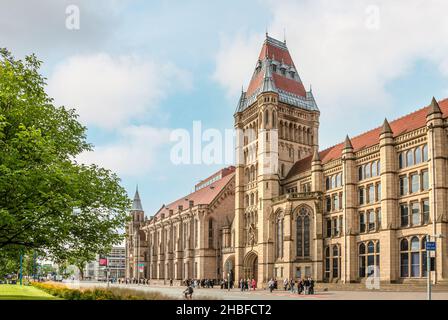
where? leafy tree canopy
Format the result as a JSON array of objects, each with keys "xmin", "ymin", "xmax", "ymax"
[{"xmin": 0, "ymin": 48, "xmax": 131, "ymax": 263}]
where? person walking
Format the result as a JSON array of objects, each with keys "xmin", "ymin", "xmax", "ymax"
[
  {"xmin": 283, "ymin": 278, "xmax": 288, "ymax": 291},
  {"xmin": 309, "ymin": 277, "xmax": 315, "ymax": 295},
  {"xmin": 240, "ymin": 278, "xmax": 244, "ymax": 292},
  {"xmin": 298, "ymin": 278, "xmax": 304, "ymax": 295},
  {"xmin": 289, "ymin": 279, "xmax": 295, "ymax": 293},
  {"xmin": 268, "ymin": 279, "xmax": 275, "ymax": 293},
  {"xmin": 251, "ymin": 278, "xmax": 256, "ymax": 291},
  {"xmin": 304, "ymin": 277, "xmax": 310, "ymax": 295},
  {"xmin": 183, "ymin": 284, "xmax": 194, "ymax": 300}
]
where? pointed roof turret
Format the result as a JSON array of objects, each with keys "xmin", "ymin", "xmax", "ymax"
[
  {"xmin": 381, "ymin": 118, "xmax": 393, "ymax": 134},
  {"xmin": 131, "ymin": 186, "xmax": 143, "ymax": 211},
  {"xmin": 344, "ymin": 135, "xmax": 353, "ymax": 149},
  {"xmin": 236, "ymin": 35, "xmax": 318, "ymax": 113},
  {"xmin": 427, "ymin": 97, "xmax": 442, "ymax": 116},
  {"xmin": 312, "ymin": 148, "xmax": 321, "ymax": 162},
  {"xmin": 260, "ymin": 59, "xmax": 277, "ymax": 94}
]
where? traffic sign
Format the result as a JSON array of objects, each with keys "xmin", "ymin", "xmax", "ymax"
[{"xmin": 426, "ymin": 242, "xmax": 436, "ymax": 251}]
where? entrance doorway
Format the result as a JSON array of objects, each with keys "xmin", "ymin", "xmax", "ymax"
[{"xmin": 243, "ymin": 251, "xmax": 258, "ymax": 281}]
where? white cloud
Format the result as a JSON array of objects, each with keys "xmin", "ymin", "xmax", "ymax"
[
  {"xmin": 47, "ymin": 53, "xmax": 192, "ymax": 129},
  {"xmin": 213, "ymin": 0, "xmax": 448, "ymax": 144},
  {"xmin": 77, "ymin": 125, "xmax": 170, "ymax": 176},
  {"xmin": 213, "ymin": 32, "xmax": 265, "ymax": 98}
]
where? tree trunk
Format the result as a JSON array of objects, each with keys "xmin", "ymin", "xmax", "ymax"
[{"xmin": 77, "ymin": 262, "xmax": 85, "ymax": 280}]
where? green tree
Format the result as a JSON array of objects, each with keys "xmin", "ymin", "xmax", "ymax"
[{"xmin": 0, "ymin": 49, "xmax": 131, "ymax": 262}]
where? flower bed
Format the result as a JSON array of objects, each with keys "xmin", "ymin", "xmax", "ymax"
[{"xmin": 32, "ymin": 282, "xmax": 172, "ymax": 300}]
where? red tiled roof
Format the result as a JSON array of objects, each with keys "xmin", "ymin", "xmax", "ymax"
[
  {"xmin": 246, "ymin": 70, "xmax": 264, "ymax": 98},
  {"xmin": 246, "ymin": 36, "xmax": 306, "ymax": 99},
  {"xmin": 259, "ymin": 41, "xmax": 294, "ymax": 66},
  {"xmin": 273, "ymin": 73, "xmax": 307, "ymax": 97},
  {"xmin": 153, "ymin": 171, "xmax": 235, "ymax": 219},
  {"xmin": 286, "ymin": 98, "xmax": 448, "ymax": 178}
]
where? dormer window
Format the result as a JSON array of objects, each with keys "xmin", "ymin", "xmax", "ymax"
[
  {"xmin": 178, "ymin": 205, "xmax": 183, "ymax": 211},
  {"xmin": 290, "ymin": 71, "xmax": 295, "ymax": 79},
  {"xmin": 281, "ymin": 68, "xmax": 286, "ymax": 76},
  {"xmin": 255, "ymin": 60, "xmax": 262, "ymax": 73},
  {"xmin": 272, "ymin": 65, "xmax": 277, "ymax": 72}
]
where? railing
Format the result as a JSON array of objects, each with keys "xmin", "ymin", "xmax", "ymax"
[
  {"xmin": 222, "ymin": 247, "xmax": 235, "ymax": 254},
  {"xmin": 272, "ymin": 191, "xmax": 322, "ymax": 203}
]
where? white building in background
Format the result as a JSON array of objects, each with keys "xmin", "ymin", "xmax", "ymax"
[{"xmin": 84, "ymin": 246, "xmax": 126, "ymax": 281}]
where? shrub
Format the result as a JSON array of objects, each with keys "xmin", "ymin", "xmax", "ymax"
[{"xmin": 31, "ymin": 281, "xmax": 173, "ymax": 300}]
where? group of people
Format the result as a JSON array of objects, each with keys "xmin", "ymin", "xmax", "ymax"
[
  {"xmin": 183, "ymin": 278, "xmax": 215, "ymax": 288},
  {"xmin": 239, "ymin": 278, "xmax": 257, "ymax": 291},
  {"xmin": 268, "ymin": 277, "xmax": 315, "ymax": 295},
  {"xmin": 118, "ymin": 278, "xmax": 150, "ymax": 285}
]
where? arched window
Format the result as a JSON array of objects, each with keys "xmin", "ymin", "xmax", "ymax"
[
  {"xmin": 400, "ymin": 238, "xmax": 410, "ymax": 277},
  {"xmin": 325, "ymin": 246, "xmax": 331, "ymax": 279},
  {"xmin": 415, "ymin": 147, "xmax": 422, "ymax": 164},
  {"xmin": 208, "ymin": 219, "xmax": 214, "ymax": 248},
  {"xmin": 296, "ymin": 215, "xmax": 303, "ymax": 257},
  {"xmin": 358, "ymin": 166, "xmax": 364, "ymax": 181},
  {"xmin": 364, "ymin": 163, "xmax": 371, "ymax": 179},
  {"xmin": 296, "ymin": 207, "xmax": 311, "ymax": 258},
  {"xmin": 398, "ymin": 153, "xmax": 404, "ymax": 169},
  {"xmin": 332, "ymin": 245, "xmax": 339, "ymax": 278},
  {"xmin": 264, "ymin": 109, "xmax": 269, "ymax": 126},
  {"xmin": 276, "ymin": 213, "xmax": 284, "ymax": 259},
  {"xmin": 326, "ymin": 177, "xmax": 330, "ymax": 190},
  {"xmin": 422, "ymin": 144, "xmax": 428, "ymax": 162},
  {"xmin": 359, "ymin": 243, "xmax": 366, "ymax": 277},
  {"xmin": 372, "ymin": 161, "xmax": 377, "ymax": 177},
  {"xmin": 410, "ymin": 236, "xmax": 420, "ymax": 277},
  {"xmin": 407, "ymin": 150, "xmax": 414, "ymax": 167},
  {"xmin": 359, "ymin": 241, "xmax": 380, "ymax": 278}
]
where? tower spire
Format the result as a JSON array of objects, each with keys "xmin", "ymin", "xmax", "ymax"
[{"xmin": 131, "ymin": 186, "xmax": 143, "ymax": 211}]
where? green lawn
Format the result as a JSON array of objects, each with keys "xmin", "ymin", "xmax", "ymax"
[{"xmin": 0, "ymin": 284, "xmax": 60, "ymax": 300}]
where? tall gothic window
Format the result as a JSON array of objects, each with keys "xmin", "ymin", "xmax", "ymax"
[
  {"xmin": 296, "ymin": 207, "xmax": 311, "ymax": 258},
  {"xmin": 400, "ymin": 236, "xmax": 427, "ymax": 278},
  {"xmin": 325, "ymin": 246, "xmax": 331, "ymax": 279},
  {"xmin": 359, "ymin": 241, "xmax": 380, "ymax": 278},
  {"xmin": 276, "ymin": 213, "xmax": 284, "ymax": 259},
  {"xmin": 332, "ymin": 245, "xmax": 339, "ymax": 278},
  {"xmin": 208, "ymin": 219, "xmax": 214, "ymax": 248}
]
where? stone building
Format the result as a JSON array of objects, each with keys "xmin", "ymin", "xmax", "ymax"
[
  {"xmin": 127, "ymin": 34, "xmax": 448, "ymax": 286},
  {"xmin": 125, "ymin": 187, "xmax": 148, "ymax": 280},
  {"xmin": 126, "ymin": 167, "xmax": 235, "ymax": 283},
  {"xmin": 227, "ymin": 34, "xmax": 448, "ymax": 286}
]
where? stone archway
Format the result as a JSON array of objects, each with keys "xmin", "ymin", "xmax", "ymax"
[
  {"xmin": 243, "ymin": 251, "xmax": 258, "ymax": 281},
  {"xmin": 224, "ymin": 255, "xmax": 235, "ymax": 282}
]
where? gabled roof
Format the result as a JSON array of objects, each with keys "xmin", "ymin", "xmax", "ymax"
[
  {"xmin": 286, "ymin": 98, "xmax": 448, "ymax": 178},
  {"xmin": 152, "ymin": 169, "xmax": 235, "ymax": 220},
  {"xmin": 236, "ymin": 35, "xmax": 318, "ymax": 113}
]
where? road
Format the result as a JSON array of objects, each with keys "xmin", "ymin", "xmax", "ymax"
[{"xmin": 64, "ymin": 281, "xmax": 448, "ymax": 300}]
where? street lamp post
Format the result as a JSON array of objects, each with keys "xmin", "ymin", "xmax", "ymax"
[{"xmin": 427, "ymin": 235, "xmax": 431, "ymax": 301}]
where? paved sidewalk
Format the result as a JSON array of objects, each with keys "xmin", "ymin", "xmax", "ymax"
[{"xmin": 64, "ymin": 281, "xmax": 448, "ymax": 300}]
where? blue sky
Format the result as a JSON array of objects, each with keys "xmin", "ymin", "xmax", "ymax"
[{"xmin": 1, "ymin": 0, "xmax": 448, "ymax": 217}]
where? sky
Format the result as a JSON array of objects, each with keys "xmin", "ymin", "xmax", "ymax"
[{"xmin": 1, "ymin": 0, "xmax": 448, "ymax": 217}]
